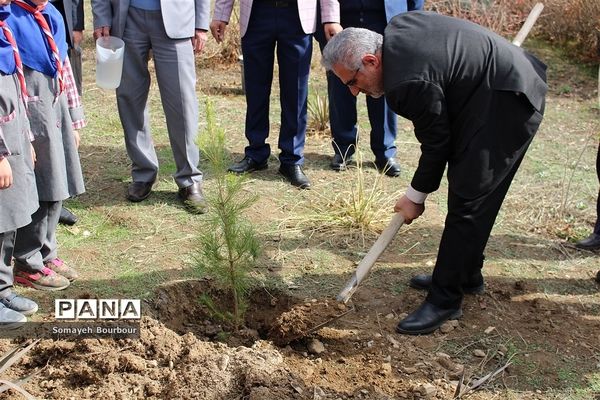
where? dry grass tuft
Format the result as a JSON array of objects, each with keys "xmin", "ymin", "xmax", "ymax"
[
  {"xmin": 200, "ymin": 9, "xmax": 242, "ymax": 67},
  {"xmin": 281, "ymin": 150, "xmax": 401, "ymax": 243},
  {"xmin": 307, "ymin": 90, "xmax": 330, "ymax": 136}
]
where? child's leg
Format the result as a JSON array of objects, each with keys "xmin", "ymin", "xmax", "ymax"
[
  {"xmin": 13, "ymin": 201, "xmax": 70, "ymax": 291},
  {"xmin": 41, "ymin": 200, "xmax": 79, "ymax": 282},
  {"xmin": 0, "ymin": 231, "xmax": 16, "ymax": 294},
  {"xmin": 41, "ymin": 200, "xmax": 61, "ymax": 262},
  {"xmin": 0, "ymin": 231, "xmax": 31, "ymax": 327}
]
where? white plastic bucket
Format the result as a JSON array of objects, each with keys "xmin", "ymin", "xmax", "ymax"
[{"xmin": 95, "ymin": 36, "xmax": 125, "ymax": 89}]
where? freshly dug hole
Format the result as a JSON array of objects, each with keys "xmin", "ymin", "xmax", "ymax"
[{"xmin": 149, "ymin": 279, "xmax": 350, "ymax": 346}]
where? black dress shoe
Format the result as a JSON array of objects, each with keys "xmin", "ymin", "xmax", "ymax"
[
  {"xmin": 278, "ymin": 164, "xmax": 311, "ymax": 189},
  {"xmin": 409, "ymin": 274, "xmax": 485, "ymax": 295},
  {"xmin": 127, "ymin": 181, "xmax": 154, "ymax": 202},
  {"xmin": 374, "ymin": 158, "xmax": 401, "ymax": 177},
  {"xmin": 228, "ymin": 156, "xmax": 268, "ymax": 174},
  {"xmin": 58, "ymin": 207, "xmax": 78, "ymax": 226},
  {"xmin": 575, "ymin": 232, "xmax": 600, "ymax": 250},
  {"xmin": 330, "ymin": 154, "xmax": 354, "ymax": 171},
  {"xmin": 396, "ymin": 301, "xmax": 462, "ymax": 335},
  {"xmin": 178, "ymin": 182, "xmax": 208, "ymax": 214}
]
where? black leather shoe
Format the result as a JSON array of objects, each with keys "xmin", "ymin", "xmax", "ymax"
[
  {"xmin": 228, "ymin": 156, "xmax": 268, "ymax": 174},
  {"xmin": 58, "ymin": 207, "xmax": 78, "ymax": 226},
  {"xmin": 178, "ymin": 182, "xmax": 208, "ymax": 214},
  {"xmin": 127, "ymin": 181, "xmax": 154, "ymax": 202},
  {"xmin": 409, "ymin": 274, "xmax": 485, "ymax": 295},
  {"xmin": 396, "ymin": 301, "xmax": 462, "ymax": 335},
  {"xmin": 374, "ymin": 158, "xmax": 401, "ymax": 177},
  {"xmin": 330, "ymin": 154, "xmax": 354, "ymax": 171},
  {"xmin": 278, "ymin": 164, "xmax": 311, "ymax": 189},
  {"xmin": 575, "ymin": 233, "xmax": 600, "ymax": 250}
]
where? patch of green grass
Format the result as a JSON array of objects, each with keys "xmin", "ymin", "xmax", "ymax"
[
  {"xmin": 557, "ymin": 366, "xmax": 581, "ymax": 387},
  {"xmin": 544, "ymin": 371, "xmax": 600, "ymax": 400},
  {"xmin": 58, "ymin": 208, "xmax": 132, "ymax": 250},
  {"xmin": 557, "ymin": 85, "xmax": 573, "ymax": 95},
  {"xmin": 390, "ymin": 282, "xmax": 407, "ymax": 296},
  {"xmin": 75, "ymin": 267, "xmax": 167, "ymax": 299}
]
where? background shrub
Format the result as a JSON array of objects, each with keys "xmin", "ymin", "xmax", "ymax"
[{"xmin": 428, "ymin": 0, "xmax": 599, "ymax": 63}]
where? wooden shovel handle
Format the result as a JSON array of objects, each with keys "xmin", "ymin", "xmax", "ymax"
[
  {"xmin": 337, "ymin": 213, "xmax": 405, "ymax": 303},
  {"xmin": 512, "ymin": 3, "xmax": 544, "ymax": 47}
]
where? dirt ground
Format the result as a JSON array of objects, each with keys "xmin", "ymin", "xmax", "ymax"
[{"xmin": 0, "ymin": 274, "xmax": 598, "ymax": 399}]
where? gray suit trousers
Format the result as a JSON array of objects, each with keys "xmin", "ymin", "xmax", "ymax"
[{"xmin": 117, "ymin": 7, "xmax": 202, "ymax": 188}]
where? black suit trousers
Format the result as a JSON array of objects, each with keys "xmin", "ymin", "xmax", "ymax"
[{"xmin": 426, "ymin": 91, "xmax": 545, "ymax": 309}]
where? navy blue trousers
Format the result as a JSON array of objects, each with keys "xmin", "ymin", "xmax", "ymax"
[
  {"xmin": 315, "ymin": 11, "xmax": 397, "ymax": 160},
  {"xmin": 241, "ymin": 3, "xmax": 312, "ymax": 165}
]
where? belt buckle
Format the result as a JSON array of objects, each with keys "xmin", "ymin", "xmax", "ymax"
[{"xmin": 275, "ymin": 0, "xmax": 289, "ymax": 7}]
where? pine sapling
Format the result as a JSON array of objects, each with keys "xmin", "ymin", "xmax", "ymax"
[{"xmin": 195, "ymin": 100, "xmax": 260, "ymax": 330}]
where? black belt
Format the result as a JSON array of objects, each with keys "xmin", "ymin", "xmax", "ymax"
[{"xmin": 255, "ymin": 0, "xmax": 296, "ymax": 8}]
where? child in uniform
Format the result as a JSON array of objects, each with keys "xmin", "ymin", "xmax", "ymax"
[
  {"xmin": 9, "ymin": 0, "xmax": 85, "ymax": 290},
  {"xmin": 0, "ymin": 0, "xmax": 40, "ymax": 326}
]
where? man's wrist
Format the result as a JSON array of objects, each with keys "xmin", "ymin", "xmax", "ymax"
[{"xmin": 405, "ymin": 185, "xmax": 428, "ymax": 204}]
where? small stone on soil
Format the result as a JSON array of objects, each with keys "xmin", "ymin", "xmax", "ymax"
[
  {"xmin": 378, "ymin": 362, "xmax": 392, "ymax": 376},
  {"xmin": 414, "ymin": 383, "xmax": 436, "ymax": 398},
  {"xmin": 386, "ymin": 335, "xmax": 400, "ymax": 348},
  {"xmin": 484, "ymin": 326, "xmax": 496, "ymax": 334},
  {"xmin": 290, "ymin": 380, "xmax": 304, "ymax": 394},
  {"xmin": 473, "ymin": 349, "xmax": 486, "ymax": 357},
  {"xmin": 307, "ymin": 339, "xmax": 325, "ymax": 355},
  {"xmin": 219, "ymin": 355, "xmax": 230, "ymax": 371},
  {"xmin": 313, "ymin": 386, "xmax": 326, "ymax": 399},
  {"xmin": 439, "ymin": 322, "xmax": 454, "ymax": 333}
]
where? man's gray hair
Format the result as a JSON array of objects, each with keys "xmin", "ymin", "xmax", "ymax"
[{"xmin": 321, "ymin": 28, "xmax": 383, "ymax": 71}]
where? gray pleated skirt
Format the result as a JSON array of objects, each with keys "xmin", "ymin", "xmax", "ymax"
[
  {"xmin": 24, "ymin": 67, "xmax": 85, "ymax": 202},
  {"xmin": 0, "ymin": 73, "xmax": 39, "ymax": 233}
]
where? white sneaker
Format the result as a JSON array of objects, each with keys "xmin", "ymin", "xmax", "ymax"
[{"xmin": 0, "ymin": 304, "xmax": 27, "ymax": 330}]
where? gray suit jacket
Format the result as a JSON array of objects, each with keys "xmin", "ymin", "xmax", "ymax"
[
  {"xmin": 50, "ymin": 0, "xmax": 84, "ymax": 47},
  {"xmin": 92, "ymin": 0, "xmax": 210, "ymax": 39}
]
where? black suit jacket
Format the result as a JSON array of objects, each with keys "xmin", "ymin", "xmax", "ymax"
[{"xmin": 383, "ymin": 11, "xmax": 547, "ymax": 196}]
